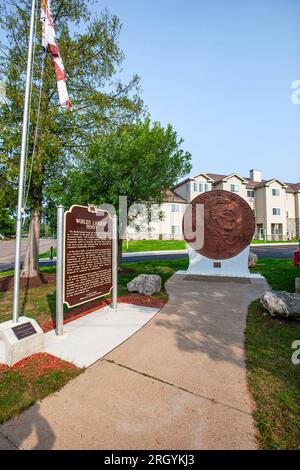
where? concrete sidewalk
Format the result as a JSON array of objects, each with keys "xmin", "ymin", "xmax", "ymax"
[
  {"xmin": 0, "ymin": 274, "xmax": 269, "ymax": 450},
  {"xmin": 44, "ymin": 303, "xmax": 159, "ymax": 368}
]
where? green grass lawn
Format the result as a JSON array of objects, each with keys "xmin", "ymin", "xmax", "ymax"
[
  {"xmin": 39, "ymin": 240, "xmax": 187, "ymax": 259},
  {"xmin": 245, "ymin": 259, "xmax": 300, "ymax": 449},
  {"xmin": 245, "ymin": 301, "xmax": 300, "ymax": 449},
  {"xmin": 39, "ymin": 248, "xmax": 56, "ymax": 258},
  {"xmin": 117, "ymin": 259, "xmax": 188, "ymax": 296},
  {"xmin": 0, "ymin": 354, "xmax": 82, "ymax": 424},
  {"xmin": 250, "ymin": 258, "xmax": 298, "ymax": 292},
  {"xmin": 0, "ymin": 265, "xmax": 55, "ymax": 278},
  {"xmin": 123, "ymin": 239, "xmax": 187, "ymax": 252}
]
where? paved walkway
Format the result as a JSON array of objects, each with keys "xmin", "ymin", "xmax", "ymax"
[{"xmin": 0, "ymin": 274, "xmax": 269, "ymax": 450}]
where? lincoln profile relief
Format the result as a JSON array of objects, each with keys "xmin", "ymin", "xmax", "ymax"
[{"xmin": 183, "ymin": 190, "xmax": 255, "ymax": 260}]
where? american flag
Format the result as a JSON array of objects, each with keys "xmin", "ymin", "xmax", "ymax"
[{"xmin": 41, "ymin": 0, "xmax": 73, "ymax": 110}]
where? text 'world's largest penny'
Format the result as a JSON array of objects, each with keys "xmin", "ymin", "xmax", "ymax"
[
  {"xmin": 183, "ymin": 190, "xmax": 255, "ymax": 260},
  {"xmin": 64, "ymin": 205, "xmax": 113, "ymax": 308}
]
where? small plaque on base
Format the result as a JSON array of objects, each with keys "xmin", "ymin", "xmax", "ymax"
[
  {"xmin": 213, "ymin": 262, "xmax": 222, "ymax": 268},
  {"xmin": 0, "ymin": 317, "xmax": 44, "ymax": 366},
  {"xmin": 12, "ymin": 322, "xmax": 37, "ymax": 341}
]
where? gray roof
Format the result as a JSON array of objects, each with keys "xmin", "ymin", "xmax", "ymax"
[{"xmin": 172, "ymin": 172, "xmax": 300, "ymax": 194}]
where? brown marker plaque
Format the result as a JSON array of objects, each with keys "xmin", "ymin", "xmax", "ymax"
[
  {"xmin": 12, "ymin": 322, "xmax": 37, "ymax": 340},
  {"xmin": 183, "ymin": 190, "xmax": 255, "ymax": 260},
  {"xmin": 64, "ymin": 205, "xmax": 113, "ymax": 308}
]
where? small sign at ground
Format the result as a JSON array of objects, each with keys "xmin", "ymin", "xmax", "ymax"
[
  {"xmin": 63, "ymin": 205, "xmax": 113, "ymax": 308},
  {"xmin": 12, "ymin": 322, "xmax": 37, "ymax": 341}
]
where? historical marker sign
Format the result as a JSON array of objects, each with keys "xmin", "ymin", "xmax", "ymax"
[
  {"xmin": 12, "ymin": 322, "xmax": 37, "ymax": 341},
  {"xmin": 183, "ymin": 190, "xmax": 255, "ymax": 260},
  {"xmin": 63, "ymin": 205, "xmax": 113, "ymax": 308}
]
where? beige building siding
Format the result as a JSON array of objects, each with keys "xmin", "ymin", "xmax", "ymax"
[
  {"xmin": 264, "ymin": 181, "xmax": 287, "ymax": 237},
  {"xmin": 127, "ymin": 200, "xmax": 186, "ymax": 240},
  {"xmin": 286, "ymin": 192, "xmax": 297, "ymax": 239},
  {"xmin": 173, "ymin": 183, "xmax": 189, "ymax": 202},
  {"xmin": 254, "ymin": 187, "xmax": 267, "ymax": 231},
  {"xmin": 127, "ymin": 170, "xmax": 300, "ymax": 241},
  {"xmin": 295, "ymin": 193, "xmax": 300, "ymax": 236},
  {"xmin": 214, "ymin": 175, "xmax": 247, "ymax": 200},
  {"xmin": 188, "ymin": 176, "xmax": 212, "ymax": 203}
]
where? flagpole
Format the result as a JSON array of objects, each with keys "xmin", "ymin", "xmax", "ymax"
[{"xmin": 12, "ymin": 0, "xmax": 36, "ymax": 323}]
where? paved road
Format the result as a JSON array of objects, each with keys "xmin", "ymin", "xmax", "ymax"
[
  {"xmin": 0, "ymin": 242, "xmax": 296, "ymax": 272},
  {"xmin": 124, "ymin": 245, "xmax": 296, "ymax": 263},
  {"xmin": 0, "ymin": 239, "xmax": 56, "ymax": 272},
  {"xmin": 251, "ymin": 245, "xmax": 296, "ymax": 259}
]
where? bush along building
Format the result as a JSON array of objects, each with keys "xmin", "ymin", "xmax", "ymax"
[{"xmin": 126, "ymin": 169, "xmax": 300, "ymax": 241}]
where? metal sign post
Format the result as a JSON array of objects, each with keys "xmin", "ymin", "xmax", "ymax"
[
  {"xmin": 12, "ymin": 0, "xmax": 36, "ymax": 323},
  {"xmin": 55, "ymin": 205, "xmax": 118, "ymax": 336},
  {"xmin": 56, "ymin": 205, "xmax": 64, "ymax": 335},
  {"xmin": 112, "ymin": 215, "xmax": 118, "ymax": 311}
]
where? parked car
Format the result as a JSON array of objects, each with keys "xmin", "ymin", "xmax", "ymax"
[{"xmin": 0, "ymin": 233, "xmax": 5, "ymax": 240}]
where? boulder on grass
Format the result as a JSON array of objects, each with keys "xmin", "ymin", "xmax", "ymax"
[
  {"xmin": 127, "ymin": 274, "xmax": 161, "ymax": 296},
  {"xmin": 248, "ymin": 251, "xmax": 258, "ymax": 268},
  {"xmin": 260, "ymin": 290, "xmax": 300, "ymax": 321}
]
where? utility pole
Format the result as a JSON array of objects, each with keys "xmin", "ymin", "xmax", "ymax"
[{"xmin": 12, "ymin": 0, "xmax": 36, "ymax": 323}]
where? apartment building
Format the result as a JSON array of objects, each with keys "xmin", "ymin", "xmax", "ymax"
[{"xmin": 127, "ymin": 169, "xmax": 300, "ymax": 241}]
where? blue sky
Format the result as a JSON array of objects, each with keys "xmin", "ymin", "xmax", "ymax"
[
  {"xmin": 97, "ymin": 0, "xmax": 300, "ymax": 182},
  {"xmin": 0, "ymin": 0, "xmax": 299, "ymax": 182}
]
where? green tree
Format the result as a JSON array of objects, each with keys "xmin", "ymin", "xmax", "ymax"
[
  {"xmin": 0, "ymin": 0, "xmax": 143, "ymax": 277},
  {"xmin": 54, "ymin": 118, "xmax": 192, "ymax": 268}
]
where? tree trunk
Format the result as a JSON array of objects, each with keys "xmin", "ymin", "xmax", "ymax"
[
  {"xmin": 118, "ymin": 237, "xmax": 123, "ymax": 271},
  {"xmin": 21, "ymin": 208, "xmax": 41, "ymax": 278}
]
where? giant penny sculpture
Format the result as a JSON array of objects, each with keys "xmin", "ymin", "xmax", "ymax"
[{"xmin": 183, "ymin": 190, "xmax": 255, "ymax": 260}]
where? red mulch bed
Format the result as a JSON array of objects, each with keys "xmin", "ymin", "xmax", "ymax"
[
  {"xmin": 119, "ymin": 295, "xmax": 166, "ymax": 309},
  {"xmin": 0, "ymin": 273, "xmax": 56, "ymax": 292},
  {"xmin": 0, "ymin": 352, "xmax": 78, "ymax": 377}
]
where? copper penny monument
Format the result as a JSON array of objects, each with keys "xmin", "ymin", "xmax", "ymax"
[{"xmin": 183, "ymin": 190, "xmax": 255, "ymax": 260}]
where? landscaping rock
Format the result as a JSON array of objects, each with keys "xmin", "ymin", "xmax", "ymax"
[
  {"xmin": 248, "ymin": 251, "xmax": 258, "ymax": 268},
  {"xmin": 260, "ymin": 290, "xmax": 300, "ymax": 320},
  {"xmin": 127, "ymin": 274, "xmax": 162, "ymax": 296}
]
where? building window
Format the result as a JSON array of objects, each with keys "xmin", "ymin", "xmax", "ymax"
[
  {"xmin": 247, "ymin": 190, "xmax": 255, "ymax": 198},
  {"xmin": 272, "ymin": 188, "xmax": 280, "ymax": 196},
  {"xmin": 171, "ymin": 225, "xmax": 180, "ymax": 234},
  {"xmin": 193, "ymin": 182, "xmax": 198, "ymax": 192},
  {"xmin": 252, "ymin": 209, "xmax": 256, "ymax": 217},
  {"xmin": 199, "ymin": 182, "xmax": 203, "ymax": 193},
  {"xmin": 273, "ymin": 208, "xmax": 281, "ymax": 216},
  {"xmin": 230, "ymin": 184, "xmax": 239, "ymax": 193},
  {"xmin": 171, "ymin": 204, "xmax": 180, "ymax": 213},
  {"xmin": 204, "ymin": 183, "xmax": 210, "ymax": 192}
]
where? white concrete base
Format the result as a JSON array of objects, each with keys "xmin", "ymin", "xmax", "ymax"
[
  {"xmin": 44, "ymin": 303, "xmax": 159, "ymax": 368},
  {"xmin": 0, "ymin": 316, "xmax": 44, "ymax": 366},
  {"xmin": 176, "ymin": 270, "xmax": 265, "ymax": 280},
  {"xmin": 177, "ymin": 245, "xmax": 264, "ymax": 279}
]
